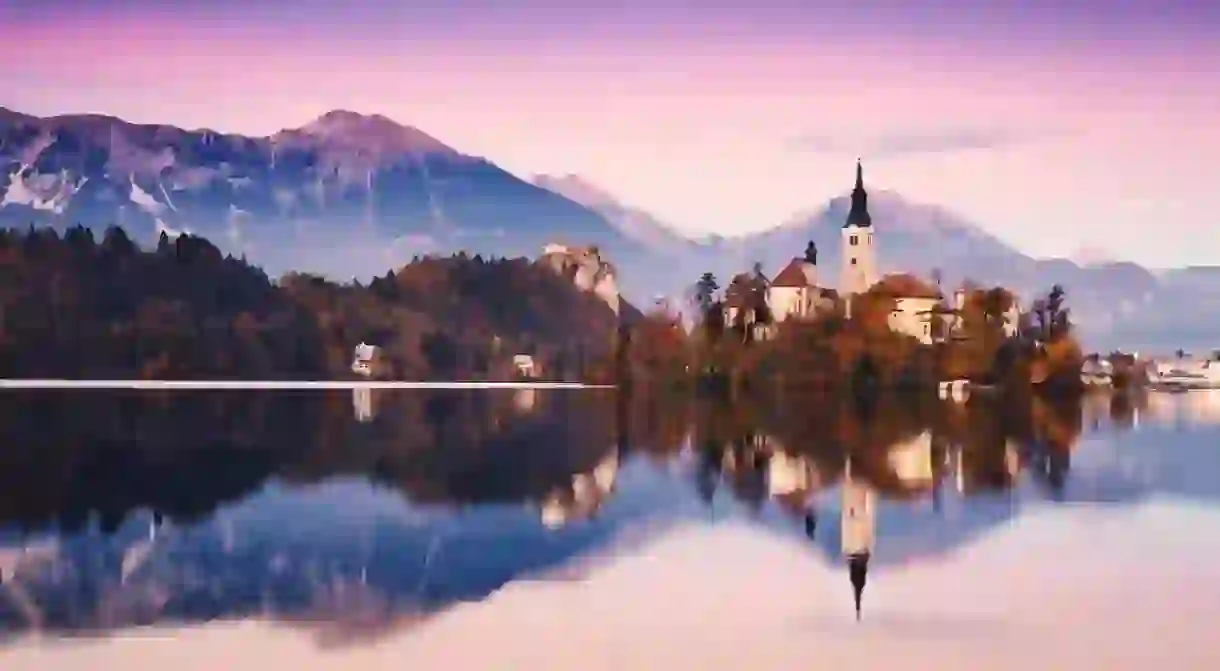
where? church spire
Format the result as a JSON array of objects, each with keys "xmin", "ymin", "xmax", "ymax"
[
  {"xmin": 845, "ymin": 159, "xmax": 872, "ymax": 229},
  {"xmin": 849, "ymin": 551, "xmax": 870, "ymax": 621}
]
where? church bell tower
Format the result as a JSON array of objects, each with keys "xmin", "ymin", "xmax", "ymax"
[{"xmin": 840, "ymin": 159, "xmax": 877, "ymax": 297}]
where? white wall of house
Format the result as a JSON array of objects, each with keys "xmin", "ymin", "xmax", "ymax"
[
  {"xmin": 769, "ymin": 286, "xmax": 809, "ymax": 321},
  {"xmin": 887, "ymin": 297, "xmax": 940, "ymax": 344}
]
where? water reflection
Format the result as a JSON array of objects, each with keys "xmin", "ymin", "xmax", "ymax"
[{"xmin": 0, "ymin": 386, "xmax": 1217, "ymax": 642}]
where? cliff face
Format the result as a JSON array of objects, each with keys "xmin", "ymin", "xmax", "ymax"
[{"xmin": 539, "ymin": 243, "xmax": 622, "ymax": 316}]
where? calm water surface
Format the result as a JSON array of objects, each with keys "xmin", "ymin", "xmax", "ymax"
[{"xmin": 1, "ymin": 387, "xmax": 1219, "ymax": 647}]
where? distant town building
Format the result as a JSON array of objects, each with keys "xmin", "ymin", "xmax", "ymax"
[
  {"xmin": 513, "ymin": 354, "xmax": 537, "ymax": 378},
  {"xmin": 869, "ymin": 273, "xmax": 945, "ymax": 345},
  {"xmin": 351, "ymin": 342, "xmax": 378, "ymax": 377}
]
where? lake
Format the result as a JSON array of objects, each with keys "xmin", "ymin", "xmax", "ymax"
[{"xmin": 1, "ymin": 387, "xmax": 1219, "ymax": 670}]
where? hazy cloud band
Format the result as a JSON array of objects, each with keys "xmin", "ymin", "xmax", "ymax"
[{"xmin": 789, "ymin": 128, "xmax": 1065, "ymax": 158}]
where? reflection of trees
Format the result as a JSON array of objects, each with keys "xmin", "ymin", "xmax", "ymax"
[
  {"xmin": 0, "ymin": 389, "xmax": 623, "ymax": 535},
  {"xmin": 0, "ymin": 386, "xmax": 1092, "ymax": 639},
  {"xmin": 0, "ymin": 389, "xmax": 628, "ymax": 638},
  {"xmin": 686, "ymin": 389, "xmax": 1084, "ymax": 510},
  {"xmin": 0, "ymin": 389, "xmax": 1084, "ymax": 526}
]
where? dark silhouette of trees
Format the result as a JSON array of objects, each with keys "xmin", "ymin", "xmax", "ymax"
[
  {"xmin": 692, "ymin": 272, "xmax": 719, "ymax": 315},
  {"xmin": 0, "ymin": 225, "xmax": 623, "ymax": 380}
]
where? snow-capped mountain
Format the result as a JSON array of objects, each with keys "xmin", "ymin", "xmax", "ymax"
[{"xmin": 0, "ymin": 107, "xmax": 656, "ymax": 296}]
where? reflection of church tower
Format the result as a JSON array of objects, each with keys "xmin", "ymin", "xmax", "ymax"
[
  {"xmin": 841, "ymin": 457, "xmax": 875, "ymax": 621},
  {"xmin": 840, "ymin": 160, "xmax": 877, "ymax": 299}
]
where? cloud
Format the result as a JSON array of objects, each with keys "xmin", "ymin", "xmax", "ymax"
[{"xmin": 789, "ymin": 127, "xmax": 1064, "ymax": 158}]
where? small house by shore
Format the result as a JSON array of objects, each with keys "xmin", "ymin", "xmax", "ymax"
[{"xmin": 351, "ymin": 342, "xmax": 379, "ymax": 377}]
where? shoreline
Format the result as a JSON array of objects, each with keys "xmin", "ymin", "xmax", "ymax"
[{"xmin": 0, "ymin": 380, "xmax": 614, "ymax": 390}]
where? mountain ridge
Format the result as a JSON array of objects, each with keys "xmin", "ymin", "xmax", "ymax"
[{"xmin": 2, "ymin": 106, "xmax": 1218, "ymax": 350}]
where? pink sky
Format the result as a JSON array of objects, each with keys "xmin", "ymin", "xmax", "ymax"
[{"xmin": 2, "ymin": 4, "xmax": 1218, "ymax": 266}]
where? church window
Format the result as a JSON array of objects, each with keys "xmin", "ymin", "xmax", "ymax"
[{"xmin": 850, "ymin": 235, "xmax": 858, "ymax": 246}]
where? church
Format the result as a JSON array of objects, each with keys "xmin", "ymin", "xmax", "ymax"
[{"xmin": 723, "ymin": 160, "xmax": 948, "ymax": 344}]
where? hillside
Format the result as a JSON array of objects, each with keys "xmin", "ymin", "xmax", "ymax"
[
  {"xmin": 0, "ymin": 107, "xmax": 656, "ymax": 299},
  {"xmin": 0, "ymin": 225, "xmax": 623, "ymax": 380}
]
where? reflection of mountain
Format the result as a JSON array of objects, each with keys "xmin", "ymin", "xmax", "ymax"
[
  {"xmin": 0, "ymin": 388, "xmax": 639, "ymax": 637},
  {"xmin": 3, "ymin": 387, "xmax": 1219, "ymax": 641}
]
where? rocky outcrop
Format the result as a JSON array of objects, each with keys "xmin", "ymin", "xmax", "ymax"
[{"xmin": 538, "ymin": 243, "xmax": 622, "ymax": 316}]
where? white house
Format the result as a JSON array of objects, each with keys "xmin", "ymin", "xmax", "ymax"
[
  {"xmin": 513, "ymin": 354, "xmax": 537, "ymax": 378},
  {"xmin": 1150, "ymin": 354, "xmax": 1220, "ymax": 389},
  {"xmin": 351, "ymin": 342, "xmax": 378, "ymax": 376},
  {"xmin": 869, "ymin": 273, "xmax": 945, "ymax": 344}
]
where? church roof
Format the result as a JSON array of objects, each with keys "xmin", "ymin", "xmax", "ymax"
[
  {"xmin": 771, "ymin": 258, "xmax": 818, "ymax": 287},
  {"xmin": 845, "ymin": 159, "xmax": 873, "ymax": 229},
  {"xmin": 869, "ymin": 273, "xmax": 944, "ymax": 300}
]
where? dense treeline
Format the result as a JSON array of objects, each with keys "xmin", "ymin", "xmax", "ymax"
[
  {"xmin": 0, "ymin": 225, "xmax": 623, "ymax": 379},
  {"xmin": 608, "ymin": 268, "xmax": 1085, "ymax": 396}
]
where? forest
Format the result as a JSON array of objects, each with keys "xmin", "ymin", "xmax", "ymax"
[{"xmin": 0, "ymin": 225, "xmax": 626, "ymax": 379}]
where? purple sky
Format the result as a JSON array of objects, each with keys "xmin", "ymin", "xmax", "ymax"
[{"xmin": 2, "ymin": 0, "xmax": 1218, "ymax": 266}]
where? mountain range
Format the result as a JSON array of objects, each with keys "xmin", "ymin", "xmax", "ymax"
[{"xmin": 1, "ymin": 105, "xmax": 1216, "ymax": 351}]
